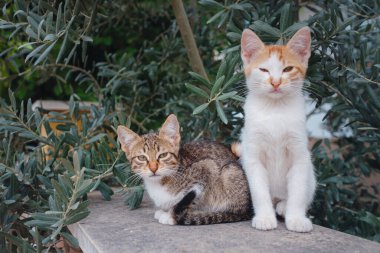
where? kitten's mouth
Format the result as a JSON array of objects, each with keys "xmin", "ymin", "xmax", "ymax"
[
  {"xmin": 148, "ymin": 174, "xmax": 162, "ymax": 180},
  {"xmin": 270, "ymin": 88, "xmax": 282, "ymax": 93}
]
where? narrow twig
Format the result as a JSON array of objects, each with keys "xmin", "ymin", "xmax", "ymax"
[
  {"xmin": 319, "ymin": 81, "xmax": 354, "ymax": 107},
  {"xmin": 93, "ymin": 152, "xmax": 122, "ymax": 180},
  {"xmin": 337, "ymin": 62, "xmax": 380, "ymax": 86},
  {"xmin": 130, "ymin": 118, "xmax": 147, "ymax": 132}
]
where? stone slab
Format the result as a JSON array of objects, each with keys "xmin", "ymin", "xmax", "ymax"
[{"xmin": 69, "ymin": 191, "xmax": 380, "ymax": 253}]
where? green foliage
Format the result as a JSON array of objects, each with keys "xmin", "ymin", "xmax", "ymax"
[
  {"xmin": 186, "ymin": 54, "xmax": 244, "ymax": 124},
  {"xmin": 0, "ymin": 90, "xmax": 132, "ymax": 251},
  {"xmin": 0, "ymin": 0, "xmax": 379, "ymax": 251}
]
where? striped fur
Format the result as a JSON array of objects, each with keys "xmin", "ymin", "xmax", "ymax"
[
  {"xmin": 117, "ymin": 115, "xmax": 253, "ymax": 225},
  {"xmin": 171, "ymin": 189, "xmax": 252, "ymax": 225}
]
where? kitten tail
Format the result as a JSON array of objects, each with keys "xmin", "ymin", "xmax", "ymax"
[
  {"xmin": 173, "ymin": 190, "xmax": 253, "ymax": 225},
  {"xmin": 175, "ymin": 210, "xmax": 253, "ymax": 225}
]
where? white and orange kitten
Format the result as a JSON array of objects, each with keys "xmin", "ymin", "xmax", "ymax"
[{"xmin": 239, "ymin": 27, "xmax": 316, "ymax": 232}]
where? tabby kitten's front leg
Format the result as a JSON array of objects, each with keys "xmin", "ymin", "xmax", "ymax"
[
  {"xmin": 155, "ymin": 210, "xmax": 176, "ymax": 225},
  {"xmin": 154, "ymin": 190, "xmax": 197, "ymax": 225},
  {"xmin": 154, "ymin": 210, "xmax": 166, "ymax": 220}
]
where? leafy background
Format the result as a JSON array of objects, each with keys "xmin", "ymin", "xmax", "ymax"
[{"xmin": 0, "ymin": 0, "xmax": 379, "ymax": 252}]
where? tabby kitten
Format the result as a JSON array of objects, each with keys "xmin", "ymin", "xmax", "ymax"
[
  {"xmin": 238, "ymin": 27, "xmax": 316, "ymax": 232},
  {"xmin": 117, "ymin": 115, "xmax": 252, "ymax": 225}
]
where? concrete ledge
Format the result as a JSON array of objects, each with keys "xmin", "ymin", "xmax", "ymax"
[{"xmin": 69, "ymin": 191, "xmax": 380, "ymax": 253}]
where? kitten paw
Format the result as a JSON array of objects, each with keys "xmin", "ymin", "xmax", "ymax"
[
  {"xmin": 286, "ymin": 216, "xmax": 313, "ymax": 232},
  {"xmin": 252, "ymin": 215, "xmax": 277, "ymax": 230},
  {"xmin": 158, "ymin": 212, "xmax": 176, "ymax": 225},
  {"xmin": 275, "ymin": 200, "xmax": 286, "ymax": 217},
  {"xmin": 154, "ymin": 210, "xmax": 165, "ymax": 220}
]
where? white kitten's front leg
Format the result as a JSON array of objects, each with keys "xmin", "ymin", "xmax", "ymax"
[
  {"xmin": 242, "ymin": 155, "xmax": 277, "ymax": 230},
  {"xmin": 285, "ymin": 153, "xmax": 316, "ymax": 232}
]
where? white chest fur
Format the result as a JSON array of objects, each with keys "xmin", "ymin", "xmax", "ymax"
[
  {"xmin": 244, "ymin": 94, "xmax": 306, "ymax": 128},
  {"xmin": 241, "ymin": 94, "xmax": 311, "ymax": 199},
  {"xmin": 144, "ymin": 180, "xmax": 180, "ymax": 210}
]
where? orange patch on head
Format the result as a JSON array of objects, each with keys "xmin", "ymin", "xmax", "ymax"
[
  {"xmin": 244, "ymin": 45, "xmax": 306, "ymax": 78},
  {"xmin": 281, "ymin": 47, "xmax": 307, "ymax": 77},
  {"xmin": 244, "ymin": 48, "xmax": 270, "ymax": 77}
]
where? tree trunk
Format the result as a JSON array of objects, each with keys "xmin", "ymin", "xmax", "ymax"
[{"xmin": 171, "ymin": 0, "xmax": 209, "ymax": 81}]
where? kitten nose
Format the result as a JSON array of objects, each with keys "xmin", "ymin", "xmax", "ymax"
[
  {"xmin": 271, "ymin": 78, "xmax": 281, "ymax": 89},
  {"xmin": 148, "ymin": 161, "xmax": 158, "ymax": 173}
]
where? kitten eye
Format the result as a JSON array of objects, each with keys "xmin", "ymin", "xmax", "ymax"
[
  {"xmin": 283, "ymin": 66, "xmax": 293, "ymax": 72},
  {"xmin": 158, "ymin": 152, "xmax": 169, "ymax": 159},
  {"xmin": 259, "ymin": 68, "xmax": 269, "ymax": 73},
  {"xmin": 137, "ymin": 155, "xmax": 147, "ymax": 161}
]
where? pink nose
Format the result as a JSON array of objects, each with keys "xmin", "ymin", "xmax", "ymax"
[
  {"xmin": 148, "ymin": 161, "xmax": 158, "ymax": 173},
  {"xmin": 271, "ymin": 79, "xmax": 281, "ymax": 89}
]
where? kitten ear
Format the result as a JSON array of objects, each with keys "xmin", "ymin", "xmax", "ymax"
[
  {"xmin": 159, "ymin": 114, "xmax": 180, "ymax": 148},
  {"xmin": 241, "ymin": 29, "xmax": 265, "ymax": 66},
  {"xmin": 287, "ymin": 27, "xmax": 311, "ymax": 65},
  {"xmin": 117, "ymin": 126, "xmax": 141, "ymax": 157}
]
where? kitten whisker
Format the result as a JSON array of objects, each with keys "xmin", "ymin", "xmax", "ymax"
[{"xmin": 127, "ymin": 173, "xmax": 143, "ymax": 185}]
